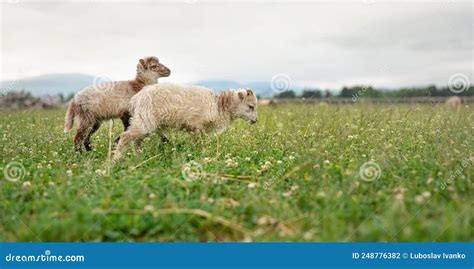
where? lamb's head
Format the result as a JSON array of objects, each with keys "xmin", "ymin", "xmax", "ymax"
[
  {"xmin": 233, "ymin": 88, "xmax": 258, "ymax": 124},
  {"xmin": 136, "ymin": 56, "xmax": 171, "ymax": 84}
]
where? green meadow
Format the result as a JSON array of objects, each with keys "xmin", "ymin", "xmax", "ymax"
[{"xmin": 1, "ymin": 103, "xmax": 472, "ymax": 241}]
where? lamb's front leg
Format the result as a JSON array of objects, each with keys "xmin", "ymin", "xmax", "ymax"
[
  {"xmin": 187, "ymin": 123, "xmax": 204, "ymax": 143},
  {"xmin": 212, "ymin": 126, "xmax": 228, "ymax": 136},
  {"xmin": 113, "ymin": 126, "xmax": 144, "ymax": 160},
  {"xmin": 133, "ymin": 133, "xmax": 150, "ymax": 153},
  {"xmin": 114, "ymin": 113, "xmax": 131, "ymax": 144}
]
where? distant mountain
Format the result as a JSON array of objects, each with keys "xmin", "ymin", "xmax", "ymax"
[
  {"xmin": 0, "ymin": 73, "xmax": 96, "ymax": 96},
  {"xmin": 0, "ymin": 74, "xmax": 304, "ymax": 97}
]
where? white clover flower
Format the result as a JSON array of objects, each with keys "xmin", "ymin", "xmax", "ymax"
[
  {"xmin": 257, "ymin": 216, "xmax": 269, "ymax": 225},
  {"xmin": 415, "ymin": 195, "xmax": 424, "ymax": 204},
  {"xmin": 144, "ymin": 205, "xmax": 155, "ymax": 212},
  {"xmin": 426, "ymin": 177, "xmax": 434, "ymax": 185},
  {"xmin": 303, "ymin": 231, "xmax": 313, "ymax": 240},
  {"xmin": 394, "ymin": 193, "xmax": 404, "ymax": 201},
  {"xmin": 260, "ymin": 161, "xmax": 272, "ymax": 172},
  {"xmin": 421, "ymin": 191, "xmax": 431, "ymax": 198},
  {"xmin": 226, "ymin": 158, "xmax": 238, "ymax": 167}
]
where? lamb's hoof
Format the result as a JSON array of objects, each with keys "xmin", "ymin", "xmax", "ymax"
[
  {"xmin": 160, "ymin": 135, "xmax": 169, "ymax": 143},
  {"xmin": 84, "ymin": 144, "xmax": 93, "ymax": 151},
  {"xmin": 112, "ymin": 151, "xmax": 122, "ymax": 161},
  {"xmin": 113, "ymin": 136, "xmax": 121, "ymax": 144}
]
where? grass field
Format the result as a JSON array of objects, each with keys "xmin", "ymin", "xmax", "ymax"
[{"xmin": 1, "ymin": 103, "xmax": 473, "ymax": 242}]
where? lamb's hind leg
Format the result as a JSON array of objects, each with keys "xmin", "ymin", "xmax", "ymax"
[
  {"xmin": 74, "ymin": 117, "xmax": 94, "ymax": 153},
  {"xmin": 114, "ymin": 113, "xmax": 131, "ymax": 144},
  {"xmin": 113, "ymin": 126, "xmax": 146, "ymax": 160},
  {"xmin": 74, "ymin": 128, "xmax": 87, "ymax": 153},
  {"xmin": 84, "ymin": 122, "xmax": 101, "ymax": 151}
]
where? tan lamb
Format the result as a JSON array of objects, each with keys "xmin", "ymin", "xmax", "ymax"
[
  {"xmin": 64, "ymin": 56, "xmax": 170, "ymax": 152},
  {"xmin": 445, "ymin": 96, "xmax": 461, "ymax": 108},
  {"xmin": 113, "ymin": 83, "xmax": 258, "ymax": 160}
]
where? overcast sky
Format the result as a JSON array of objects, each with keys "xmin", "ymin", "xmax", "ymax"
[{"xmin": 1, "ymin": 0, "xmax": 472, "ymax": 89}]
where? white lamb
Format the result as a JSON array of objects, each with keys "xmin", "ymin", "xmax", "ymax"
[{"xmin": 113, "ymin": 83, "xmax": 258, "ymax": 159}]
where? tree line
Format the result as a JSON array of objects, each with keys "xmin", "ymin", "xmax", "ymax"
[{"xmin": 275, "ymin": 85, "xmax": 473, "ymax": 99}]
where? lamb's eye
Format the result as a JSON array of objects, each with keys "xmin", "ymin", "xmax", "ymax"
[
  {"xmin": 151, "ymin": 66, "xmax": 158, "ymax": 70},
  {"xmin": 248, "ymin": 105, "xmax": 254, "ymax": 110}
]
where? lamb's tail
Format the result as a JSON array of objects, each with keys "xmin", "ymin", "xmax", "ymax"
[{"xmin": 64, "ymin": 101, "xmax": 76, "ymax": 132}]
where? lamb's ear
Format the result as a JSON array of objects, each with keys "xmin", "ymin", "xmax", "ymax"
[
  {"xmin": 139, "ymin": 59, "xmax": 147, "ymax": 70},
  {"xmin": 246, "ymin": 89, "xmax": 254, "ymax": 96},
  {"xmin": 238, "ymin": 91, "xmax": 245, "ymax": 100}
]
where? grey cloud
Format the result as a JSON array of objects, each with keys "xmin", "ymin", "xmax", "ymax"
[{"xmin": 1, "ymin": 1, "xmax": 472, "ymax": 90}]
